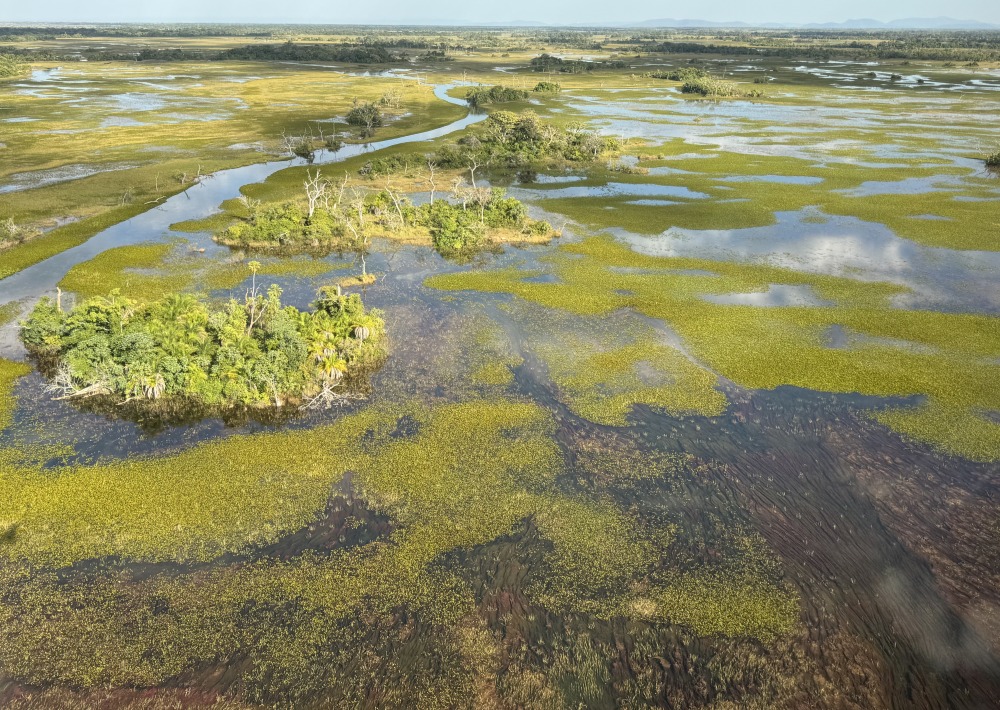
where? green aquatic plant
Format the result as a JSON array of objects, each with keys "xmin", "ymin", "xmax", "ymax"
[
  {"xmin": 645, "ymin": 571, "xmax": 799, "ymax": 641},
  {"xmin": 496, "ymin": 301, "xmax": 726, "ymax": 425},
  {"xmin": 20, "ymin": 284, "xmax": 385, "ymax": 410},
  {"xmin": 986, "ymin": 150, "xmax": 1000, "ymax": 168},
  {"xmin": 0, "ymin": 359, "xmax": 30, "ymax": 434},
  {"xmin": 428, "ymin": 235, "xmax": 1000, "ymax": 460}
]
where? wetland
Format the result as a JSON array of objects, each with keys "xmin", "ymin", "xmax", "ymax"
[{"xmin": 0, "ymin": 23, "xmax": 999, "ymax": 709}]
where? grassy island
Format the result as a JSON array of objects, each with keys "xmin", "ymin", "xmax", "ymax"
[{"xmin": 19, "ymin": 272, "xmax": 385, "ymax": 410}]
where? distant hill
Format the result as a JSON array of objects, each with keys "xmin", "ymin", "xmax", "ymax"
[
  {"xmin": 634, "ymin": 17, "xmax": 998, "ymax": 30},
  {"xmin": 805, "ymin": 17, "xmax": 999, "ymax": 29}
]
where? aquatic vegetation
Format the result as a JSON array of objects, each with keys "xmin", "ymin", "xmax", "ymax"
[
  {"xmin": 429, "ymin": 235, "xmax": 1000, "ymax": 460},
  {"xmin": 21, "ymin": 282, "xmax": 385, "ymax": 410},
  {"xmin": 647, "ymin": 572, "xmax": 799, "ymax": 641},
  {"xmin": 986, "ymin": 149, "xmax": 1000, "ymax": 168},
  {"xmin": 0, "ymin": 425, "xmax": 350, "ymax": 566},
  {"xmin": 875, "ymin": 402, "xmax": 1000, "ymax": 462},
  {"xmin": 531, "ymin": 497, "xmax": 665, "ymax": 614},
  {"xmin": 0, "ymin": 396, "xmax": 798, "ymax": 699},
  {"xmin": 499, "ymin": 301, "xmax": 726, "ymax": 425}
]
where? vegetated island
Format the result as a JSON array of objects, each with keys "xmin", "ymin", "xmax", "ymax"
[
  {"xmin": 215, "ymin": 110, "xmax": 622, "ymax": 258},
  {"xmin": 19, "ymin": 268, "xmax": 385, "ymax": 412}
]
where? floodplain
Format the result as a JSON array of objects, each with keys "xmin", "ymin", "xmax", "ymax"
[{"xmin": 0, "ymin": 25, "xmax": 999, "ymax": 709}]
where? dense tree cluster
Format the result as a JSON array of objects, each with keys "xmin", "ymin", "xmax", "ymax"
[
  {"xmin": 465, "ymin": 85, "xmax": 530, "ymax": 109},
  {"xmin": 20, "ymin": 283, "xmax": 385, "ymax": 409},
  {"xmin": 217, "ymin": 41, "xmax": 394, "ymax": 63},
  {"xmin": 433, "ymin": 110, "xmax": 622, "ymax": 169},
  {"xmin": 532, "ymin": 81, "xmax": 562, "ymax": 92}
]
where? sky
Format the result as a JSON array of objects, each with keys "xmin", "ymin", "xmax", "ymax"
[{"xmin": 3, "ymin": 0, "xmax": 998, "ymax": 26}]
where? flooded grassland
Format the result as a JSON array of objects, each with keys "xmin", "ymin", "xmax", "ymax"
[{"xmin": 0, "ymin": 43, "xmax": 999, "ymax": 708}]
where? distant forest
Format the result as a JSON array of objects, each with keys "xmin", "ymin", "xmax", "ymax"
[{"xmin": 1, "ymin": 25, "xmax": 999, "ymax": 63}]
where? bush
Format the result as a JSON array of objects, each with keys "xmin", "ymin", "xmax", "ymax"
[
  {"xmin": 420, "ymin": 200, "xmax": 485, "ymax": 255},
  {"xmin": 218, "ymin": 202, "xmax": 341, "ymax": 248},
  {"xmin": 529, "ymin": 54, "xmax": 592, "ymax": 74},
  {"xmin": 465, "ymin": 85, "xmax": 530, "ymax": 109},
  {"xmin": 346, "ymin": 102, "xmax": 383, "ymax": 136},
  {"xmin": 358, "ymin": 154, "xmax": 419, "ymax": 178},
  {"xmin": 0, "ymin": 217, "xmax": 41, "ymax": 249},
  {"xmin": 431, "ymin": 111, "xmax": 620, "ymax": 170},
  {"xmin": 0, "ymin": 53, "xmax": 28, "ymax": 78},
  {"xmin": 681, "ymin": 78, "xmax": 742, "ymax": 97},
  {"xmin": 985, "ymin": 150, "xmax": 1000, "ymax": 167},
  {"xmin": 217, "ymin": 42, "xmax": 393, "ymax": 64},
  {"xmin": 533, "ymin": 81, "xmax": 562, "ymax": 93},
  {"xmin": 646, "ymin": 67, "xmax": 708, "ymax": 81},
  {"xmin": 20, "ymin": 286, "xmax": 385, "ymax": 409}
]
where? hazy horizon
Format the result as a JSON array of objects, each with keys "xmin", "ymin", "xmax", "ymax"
[{"xmin": 4, "ymin": 0, "xmax": 999, "ymax": 26}]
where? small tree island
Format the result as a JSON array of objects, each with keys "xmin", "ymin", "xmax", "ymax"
[{"xmin": 20, "ymin": 270, "xmax": 385, "ymax": 411}]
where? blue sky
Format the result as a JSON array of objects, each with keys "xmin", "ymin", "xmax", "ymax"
[{"xmin": 4, "ymin": 0, "xmax": 998, "ymax": 25}]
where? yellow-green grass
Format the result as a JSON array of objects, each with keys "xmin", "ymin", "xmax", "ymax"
[
  {"xmin": 641, "ymin": 571, "xmax": 799, "ymax": 641},
  {"xmin": 0, "ymin": 61, "xmax": 465, "ymax": 277},
  {"xmin": 500, "ymin": 301, "xmax": 726, "ymax": 424},
  {"xmin": 428, "ymin": 235, "xmax": 1000, "ymax": 460},
  {"xmin": 0, "ymin": 397, "xmax": 799, "ymax": 693},
  {"xmin": 58, "ymin": 241, "xmax": 340, "ymax": 301},
  {"xmin": 531, "ymin": 150, "xmax": 997, "ymax": 252}
]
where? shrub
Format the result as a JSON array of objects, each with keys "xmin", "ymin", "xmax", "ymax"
[
  {"xmin": 0, "ymin": 53, "xmax": 28, "ymax": 78},
  {"xmin": 346, "ymin": 102, "xmax": 383, "ymax": 136},
  {"xmin": 680, "ymin": 78, "xmax": 741, "ymax": 97},
  {"xmin": 420, "ymin": 200, "xmax": 485, "ymax": 255},
  {"xmin": 0, "ymin": 217, "xmax": 41, "ymax": 249},
  {"xmin": 533, "ymin": 81, "xmax": 562, "ymax": 93},
  {"xmin": 465, "ymin": 85, "xmax": 530, "ymax": 109},
  {"xmin": 646, "ymin": 67, "xmax": 708, "ymax": 82},
  {"xmin": 985, "ymin": 150, "xmax": 1000, "ymax": 167}
]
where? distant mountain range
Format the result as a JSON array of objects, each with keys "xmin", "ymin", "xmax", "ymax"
[{"xmin": 477, "ymin": 17, "xmax": 999, "ymax": 30}]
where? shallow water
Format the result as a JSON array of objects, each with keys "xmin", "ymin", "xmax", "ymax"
[{"xmin": 1, "ymin": 66, "xmax": 999, "ymax": 709}]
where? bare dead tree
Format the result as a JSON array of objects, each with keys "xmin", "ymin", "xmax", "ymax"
[
  {"xmin": 383, "ymin": 178, "xmax": 407, "ymax": 228},
  {"xmin": 303, "ymin": 169, "xmax": 331, "ymax": 220},
  {"xmin": 425, "ymin": 160, "xmax": 438, "ymax": 203}
]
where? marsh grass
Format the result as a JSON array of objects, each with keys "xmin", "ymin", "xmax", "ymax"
[
  {"xmin": 429, "ymin": 235, "xmax": 1000, "ymax": 460},
  {"xmin": 58, "ymin": 241, "xmax": 337, "ymax": 300}
]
